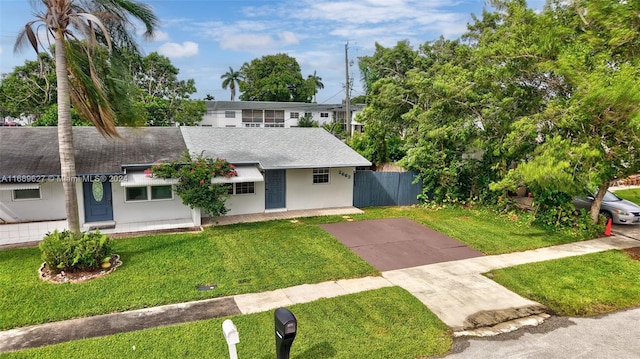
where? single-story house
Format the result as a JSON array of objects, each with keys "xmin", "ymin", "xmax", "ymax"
[
  {"xmin": 0, "ymin": 126, "xmax": 370, "ymax": 245},
  {"xmin": 180, "ymin": 127, "xmax": 371, "ymax": 216}
]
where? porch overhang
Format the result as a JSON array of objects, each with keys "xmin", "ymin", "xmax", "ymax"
[
  {"xmin": 211, "ymin": 166, "xmax": 264, "ymax": 184},
  {"xmin": 0, "ymin": 182, "xmax": 40, "ymax": 190},
  {"xmin": 120, "ymin": 172, "xmax": 179, "ymax": 187}
]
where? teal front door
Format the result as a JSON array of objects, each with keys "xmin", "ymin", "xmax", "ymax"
[
  {"xmin": 83, "ymin": 180, "xmax": 113, "ymax": 222},
  {"xmin": 264, "ymin": 170, "xmax": 285, "ymax": 209}
]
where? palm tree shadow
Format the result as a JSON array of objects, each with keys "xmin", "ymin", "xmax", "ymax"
[{"xmin": 259, "ymin": 341, "xmax": 337, "ymax": 359}]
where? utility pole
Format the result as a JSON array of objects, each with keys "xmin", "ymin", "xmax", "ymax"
[{"xmin": 344, "ymin": 42, "xmax": 351, "ymax": 135}]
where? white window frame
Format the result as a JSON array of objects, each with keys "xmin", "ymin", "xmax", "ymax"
[
  {"xmin": 312, "ymin": 168, "xmax": 330, "ymax": 184},
  {"xmin": 12, "ymin": 188, "xmax": 41, "ymax": 201},
  {"xmin": 225, "ymin": 111, "xmax": 236, "ymax": 118},
  {"xmin": 226, "ymin": 182, "xmax": 255, "ymax": 195},
  {"xmin": 320, "ymin": 112, "xmax": 329, "ymax": 118},
  {"xmin": 125, "ymin": 185, "xmax": 174, "ymax": 203},
  {"xmin": 290, "ymin": 112, "xmax": 299, "ymax": 119},
  {"xmin": 234, "ymin": 182, "xmax": 255, "ymax": 195}
]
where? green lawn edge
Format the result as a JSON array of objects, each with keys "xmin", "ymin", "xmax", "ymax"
[
  {"xmin": 488, "ymin": 250, "xmax": 640, "ymax": 316},
  {"xmin": 0, "ymin": 287, "xmax": 453, "ymax": 359},
  {"xmin": 1, "ymin": 206, "xmax": 592, "ymax": 330}
]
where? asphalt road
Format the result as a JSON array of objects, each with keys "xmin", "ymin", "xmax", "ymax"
[
  {"xmin": 447, "ymin": 224, "xmax": 640, "ymax": 359},
  {"xmin": 446, "ymin": 307, "xmax": 640, "ymax": 358}
]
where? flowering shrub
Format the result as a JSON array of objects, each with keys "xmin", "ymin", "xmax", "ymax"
[{"xmin": 150, "ymin": 152, "xmax": 238, "ymax": 216}]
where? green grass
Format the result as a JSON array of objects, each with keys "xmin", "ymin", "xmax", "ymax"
[
  {"xmin": 0, "ymin": 287, "xmax": 453, "ymax": 359},
  {"xmin": 352, "ymin": 206, "xmax": 592, "ymax": 254},
  {"xmin": 0, "ymin": 205, "xmax": 591, "ymax": 330},
  {"xmin": 613, "ymin": 188, "xmax": 640, "ymax": 205},
  {"xmin": 0, "ymin": 218, "xmax": 377, "ymax": 330},
  {"xmin": 488, "ymin": 250, "xmax": 640, "ymax": 316}
]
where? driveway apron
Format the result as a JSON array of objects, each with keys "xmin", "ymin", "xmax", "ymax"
[{"xmin": 320, "ymin": 218, "xmax": 484, "ymax": 271}]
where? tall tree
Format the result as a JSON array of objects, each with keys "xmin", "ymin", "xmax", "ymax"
[
  {"xmin": 485, "ymin": 0, "xmax": 640, "ymax": 225},
  {"xmin": 129, "ymin": 52, "xmax": 204, "ymax": 126},
  {"xmin": 356, "ymin": 40, "xmax": 420, "ymax": 165},
  {"xmin": 307, "ymin": 70, "xmax": 324, "ymax": 103},
  {"xmin": 15, "ymin": 0, "xmax": 157, "ymax": 235},
  {"xmin": 0, "ymin": 54, "xmax": 55, "ymax": 120},
  {"xmin": 239, "ymin": 53, "xmax": 313, "ymax": 102},
  {"xmin": 220, "ymin": 66, "xmax": 241, "ymax": 101}
]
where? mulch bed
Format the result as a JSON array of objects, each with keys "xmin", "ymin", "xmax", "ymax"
[
  {"xmin": 39, "ymin": 254, "xmax": 122, "ymax": 284},
  {"xmin": 624, "ymin": 247, "xmax": 640, "ymax": 261}
]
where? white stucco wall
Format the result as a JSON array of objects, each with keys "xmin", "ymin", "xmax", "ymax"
[
  {"xmin": 221, "ymin": 181, "xmax": 266, "ymax": 216},
  {"xmin": 200, "ymin": 109, "xmax": 361, "ymax": 128},
  {"xmin": 286, "ymin": 167, "xmax": 354, "ymax": 210},
  {"xmin": 108, "ymin": 184, "xmax": 193, "ymax": 224},
  {"xmin": 0, "ymin": 182, "xmax": 66, "ymax": 222}
]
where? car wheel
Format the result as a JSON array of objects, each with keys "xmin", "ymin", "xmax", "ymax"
[{"xmin": 600, "ymin": 210, "xmax": 613, "ymax": 223}]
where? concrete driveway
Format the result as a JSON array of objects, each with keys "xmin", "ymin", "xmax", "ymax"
[
  {"xmin": 320, "ymin": 218, "xmax": 484, "ymax": 271},
  {"xmin": 612, "ymin": 223, "xmax": 640, "ymax": 241}
]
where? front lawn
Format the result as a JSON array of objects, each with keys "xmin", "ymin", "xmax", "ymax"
[
  {"xmin": 352, "ymin": 206, "xmax": 592, "ymax": 254},
  {"xmin": 1, "ymin": 205, "xmax": 592, "ymax": 330},
  {"xmin": 0, "ymin": 287, "xmax": 453, "ymax": 359},
  {"xmin": 0, "ymin": 219, "xmax": 377, "ymax": 330},
  {"xmin": 488, "ymin": 250, "xmax": 640, "ymax": 316}
]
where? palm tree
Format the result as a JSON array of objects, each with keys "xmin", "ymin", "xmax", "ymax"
[
  {"xmin": 15, "ymin": 0, "xmax": 158, "ymax": 235},
  {"xmin": 307, "ymin": 70, "xmax": 324, "ymax": 103},
  {"xmin": 220, "ymin": 67, "xmax": 241, "ymax": 101}
]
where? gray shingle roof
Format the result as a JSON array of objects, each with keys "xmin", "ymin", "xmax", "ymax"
[
  {"xmin": 180, "ymin": 127, "xmax": 371, "ymax": 169},
  {"xmin": 0, "ymin": 127, "xmax": 186, "ymax": 177}
]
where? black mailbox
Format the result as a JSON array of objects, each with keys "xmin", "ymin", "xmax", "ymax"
[{"xmin": 274, "ymin": 307, "xmax": 297, "ymax": 359}]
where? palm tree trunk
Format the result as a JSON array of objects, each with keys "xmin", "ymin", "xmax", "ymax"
[{"xmin": 55, "ymin": 35, "xmax": 81, "ymax": 235}]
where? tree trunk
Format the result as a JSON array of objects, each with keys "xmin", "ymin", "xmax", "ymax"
[
  {"xmin": 590, "ymin": 181, "xmax": 610, "ymax": 224},
  {"xmin": 55, "ymin": 35, "xmax": 81, "ymax": 235}
]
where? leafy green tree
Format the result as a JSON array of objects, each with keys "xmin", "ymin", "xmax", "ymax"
[
  {"xmin": 492, "ymin": 0, "xmax": 640, "ymax": 224},
  {"xmin": 130, "ymin": 52, "xmax": 204, "ymax": 126},
  {"xmin": 220, "ymin": 67, "xmax": 241, "ymax": 101},
  {"xmin": 239, "ymin": 53, "xmax": 313, "ymax": 102},
  {"xmin": 32, "ymin": 105, "xmax": 91, "ymax": 126},
  {"xmin": 1, "ymin": 43, "xmax": 144, "ymax": 126},
  {"xmin": 297, "ymin": 113, "xmax": 318, "ymax": 127},
  {"xmin": 0, "ymin": 54, "xmax": 55, "ymax": 119},
  {"xmin": 15, "ymin": 0, "xmax": 158, "ymax": 234},
  {"xmin": 357, "ymin": 41, "xmax": 420, "ymax": 165},
  {"xmin": 349, "ymin": 131, "xmax": 405, "ymax": 165}
]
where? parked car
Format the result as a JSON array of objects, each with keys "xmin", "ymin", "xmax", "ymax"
[
  {"xmin": 573, "ymin": 190, "xmax": 640, "ymax": 224},
  {"xmin": 0, "ymin": 119, "xmax": 20, "ymax": 126}
]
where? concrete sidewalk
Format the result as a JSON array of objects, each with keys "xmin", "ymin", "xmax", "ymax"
[
  {"xmin": 384, "ymin": 234, "xmax": 639, "ymax": 333},
  {"xmin": 1, "ymin": 234, "xmax": 639, "ymax": 353}
]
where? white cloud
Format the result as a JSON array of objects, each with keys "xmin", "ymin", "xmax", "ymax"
[
  {"xmin": 219, "ymin": 34, "xmax": 275, "ymax": 52},
  {"xmin": 150, "ymin": 30, "xmax": 169, "ymax": 42},
  {"xmin": 157, "ymin": 41, "xmax": 199, "ymax": 58},
  {"xmin": 197, "ymin": 20, "xmax": 301, "ymax": 53},
  {"xmin": 279, "ymin": 31, "xmax": 299, "ymax": 45}
]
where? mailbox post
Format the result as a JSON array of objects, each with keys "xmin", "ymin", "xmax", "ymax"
[
  {"xmin": 274, "ymin": 307, "xmax": 297, "ymax": 359},
  {"xmin": 222, "ymin": 319, "xmax": 240, "ymax": 359}
]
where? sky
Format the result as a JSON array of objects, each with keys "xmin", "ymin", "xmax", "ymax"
[{"xmin": 0, "ymin": 0, "xmax": 545, "ymax": 104}]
